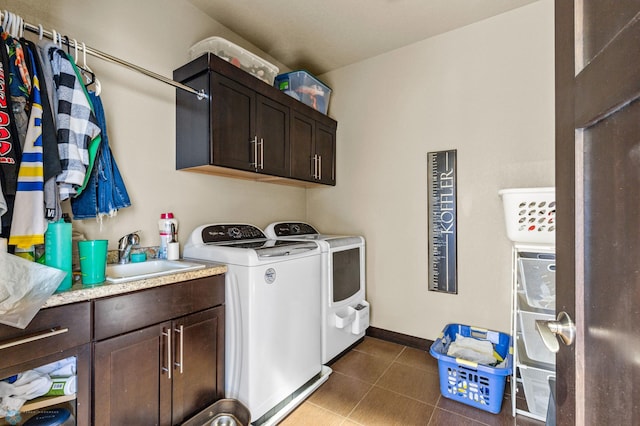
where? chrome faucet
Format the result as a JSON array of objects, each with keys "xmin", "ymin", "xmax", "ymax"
[{"xmin": 118, "ymin": 232, "xmax": 140, "ymax": 264}]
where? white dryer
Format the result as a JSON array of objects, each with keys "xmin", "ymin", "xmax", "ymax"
[
  {"xmin": 183, "ymin": 224, "xmax": 329, "ymax": 424},
  {"xmin": 265, "ymin": 221, "xmax": 369, "ymax": 364}
]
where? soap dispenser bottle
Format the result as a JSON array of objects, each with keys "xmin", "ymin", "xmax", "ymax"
[{"xmin": 158, "ymin": 213, "xmax": 178, "ymax": 259}]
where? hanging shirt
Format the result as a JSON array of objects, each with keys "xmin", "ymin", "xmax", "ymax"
[
  {"xmin": 72, "ymin": 92, "xmax": 131, "ymax": 220},
  {"xmin": 21, "ymin": 39, "xmax": 61, "ymax": 222},
  {"xmin": 48, "ymin": 47, "xmax": 100, "ymax": 201},
  {"xmin": 0, "ymin": 28, "xmax": 22, "ymax": 238},
  {"xmin": 8, "ymin": 47, "xmax": 46, "ymax": 249},
  {"xmin": 1, "ymin": 30, "xmax": 31, "ymax": 149}
]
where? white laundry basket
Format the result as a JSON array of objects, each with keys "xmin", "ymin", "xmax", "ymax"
[{"xmin": 498, "ymin": 188, "xmax": 555, "ymax": 244}]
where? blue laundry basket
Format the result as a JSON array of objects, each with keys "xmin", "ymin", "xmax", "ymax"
[{"xmin": 429, "ymin": 323, "xmax": 513, "ymax": 414}]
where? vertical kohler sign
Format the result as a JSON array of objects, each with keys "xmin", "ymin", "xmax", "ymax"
[{"xmin": 427, "ymin": 150, "xmax": 457, "ymax": 294}]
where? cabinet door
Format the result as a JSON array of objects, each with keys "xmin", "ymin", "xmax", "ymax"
[
  {"xmin": 211, "ymin": 73, "xmax": 256, "ymax": 172},
  {"xmin": 93, "ymin": 322, "xmax": 172, "ymax": 426},
  {"xmin": 256, "ymin": 95, "xmax": 289, "ymax": 177},
  {"xmin": 316, "ymin": 122, "xmax": 336, "ymax": 185},
  {"xmin": 171, "ymin": 306, "xmax": 225, "ymax": 425},
  {"xmin": 289, "ymin": 111, "xmax": 316, "ymax": 182},
  {"xmin": 0, "ymin": 344, "xmax": 91, "ymax": 426}
]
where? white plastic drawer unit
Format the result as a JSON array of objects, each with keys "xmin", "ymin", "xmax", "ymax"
[
  {"xmin": 517, "ymin": 309, "xmax": 556, "ymax": 365},
  {"xmin": 517, "ymin": 252, "xmax": 556, "ymax": 311},
  {"xmin": 519, "ymin": 363, "xmax": 556, "ymax": 419}
]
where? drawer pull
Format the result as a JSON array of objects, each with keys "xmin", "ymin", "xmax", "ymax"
[
  {"xmin": 174, "ymin": 325, "xmax": 184, "ymax": 374},
  {"xmin": 0, "ymin": 327, "xmax": 69, "ymax": 350},
  {"xmin": 162, "ymin": 328, "xmax": 172, "ymax": 380}
]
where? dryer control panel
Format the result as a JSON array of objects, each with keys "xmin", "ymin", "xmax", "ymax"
[
  {"xmin": 201, "ymin": 224, "xmax": 266, "ymax": 243},
  {"xmin": 269, "ymin": 222, "xmax": 318, "ymax": 237}
]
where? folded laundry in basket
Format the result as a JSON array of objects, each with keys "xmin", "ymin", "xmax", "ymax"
[{"xmin": 446, "ymin": 333, "xmax": 502, "ymax": 366}]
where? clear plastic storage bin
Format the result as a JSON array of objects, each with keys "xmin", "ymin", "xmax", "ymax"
[
  {"xmin": 517, "ymin": 309, "xmax": 556, "ymax": 365},
  {"xmin": 519, "ymin": 363, "xmax": 555, "ymax": 419},
  {"xmin": 274, "ymin": 71, "xmax": 332, "ymax": 114},
  {"xmin": 189, "ymin": 36, "xmax": 279, "ymax": 85},
  {"xmin": 518, "ymin": 256, "xmax": 556, "ymax": 311}
]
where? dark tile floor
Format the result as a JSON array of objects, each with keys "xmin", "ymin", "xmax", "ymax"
[{"xmin": 280, "ymin": 337, "xmax": 545, "ymax": 425}]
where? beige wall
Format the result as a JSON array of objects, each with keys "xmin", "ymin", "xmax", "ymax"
[
  {"xmin": 310, "ymin": 0, "xmax": 555, "ymax": 339},
  {"xmin": 3, "ymin": 0, "xmax": 554, "ymax": 340},
  {"xmin": 1, "ymin": 0, "xmax": 305, "ymax": 250}
]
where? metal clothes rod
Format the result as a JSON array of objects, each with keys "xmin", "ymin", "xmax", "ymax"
[{"xmin": 2, "ymin": 11, "xmax": 206, "ymax": 100}]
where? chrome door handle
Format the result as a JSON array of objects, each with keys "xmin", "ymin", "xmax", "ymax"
[
  {"xmin": 174, "ymin": 325, "xmax": 184, "ymax": 374},
  {"xmin": 250, "ymin": 136, "xmax": 258, "ymax": 169},
  {"xmin": 162, "ymin": 328, "xmax": 172, "ymax": 379},
  {"xmin": 312, "ymin": 154, "xmax": 320, "ymax": 179},
  {"xmin": 259, "ymin": 138, "xmax": 264, "ymax": 170},
  {"xmin": 535, "ymin": 311, "xmax": 575, "ymax": 353}
]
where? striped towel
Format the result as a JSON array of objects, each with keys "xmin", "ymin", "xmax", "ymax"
[{"xmin": 9, "ymin": 49, "xmax": 45, "ymax": 249}]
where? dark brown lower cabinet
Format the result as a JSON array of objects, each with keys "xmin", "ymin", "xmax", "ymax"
[
  {"xmin": 92, "ymin": 275, "xmax": 225, "ymax": 426},
  {"xmin": 0, "ymin": 302, "xmax": 92, "ymax": 425}
]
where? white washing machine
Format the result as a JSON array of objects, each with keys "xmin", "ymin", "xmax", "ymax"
[
  {"xmin": 183, "ymin": 224, "xmax": 330, "ymax": 424},
  {"xmin": 265, "ymin": 221, "xmax": 369, "ymax": 364}
]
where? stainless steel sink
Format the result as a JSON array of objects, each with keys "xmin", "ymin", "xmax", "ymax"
[{"xmin": 105, "ymin": 260, "xmax": 206, "ymax": 283}]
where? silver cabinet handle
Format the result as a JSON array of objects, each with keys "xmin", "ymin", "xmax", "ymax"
[
  {"xmin": 259, "ymin": 138, "xmax": 264, "ymax": 170},
  {"xmin": 250, "ymin": 136, "xmax": 258, "ymax": 169},
  {"xmin": 162, "ymin": 328, "xmax": 172, "ymax": 379},
  {"xmin": 318, "ymin": 155, "xmax": 322, "ymax": 180},
  {"xmin": 174, "ymin": 325, "xmax": 184, "ymax": 374},
  {"xmin": 312, "ymin": 154, "xmax": 319, "ymax": 179},
  {"xmin": 0, "ymin": 327, "xmax": 69, "ymax": 350},
  {"xmin": 535, "ymin": 311, "xmax": 576, "ymax": 353}
]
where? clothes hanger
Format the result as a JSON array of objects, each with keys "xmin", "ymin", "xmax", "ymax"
[
  {"xmin": 4, "ymin": 12, "xmax": 12, "ymax": 35},
  {"xmin": 38, "ymin": 24, "xmax": 43, "ymax": 40},
  {"xmin": 2, "ymin": 11, "xmax": 11, "ymax": 33},
  {"xmin": 64, "ymin": 35, "xmax": 70, "ymax": 56},
  {"xmin": 73, "ymin": 38, "xmax": 95, "ymax": 88},
  {"xmin": 81, "ymin": 41, "xmax": 101, "ymax": 95},
  {"xmin": 17, "ymin": 15, "xmax": 23, "ymax": 38},
  {"xmin": 10, "ymin": 14, "xmax": 21, "ymax": 38}
]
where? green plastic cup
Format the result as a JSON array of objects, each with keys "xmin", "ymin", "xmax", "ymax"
[{"xmin": 78, "ymin": 239, "xmax": 108, "ymax": 286}]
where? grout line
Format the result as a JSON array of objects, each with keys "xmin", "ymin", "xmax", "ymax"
[{"xmin": 341, "ymin": 344, "xmax": 408, "ymax": 421}]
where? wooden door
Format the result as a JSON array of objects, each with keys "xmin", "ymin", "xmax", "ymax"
[
  {"xmin": 315, "ymin": 122, "xmax": 336, "ymax": 185},
  {"xmin": 171, "ymin": 306, "xmax": 225, "ymax": 425},
  {"xmin": 290, "ymin": 111, "xmax": 316, "ymax": 181},
  {"xmin": 256, "ymin": 95, "xmax": 289, "ymax": 177},
  {"xmin": 211, "ymin": 73, "xmax": 255, "ymax": 171},
  {"xmin": 555, "ymin": 1, "xmax": 640, "ymax": 424},
  {"xmin": 93, "ymin": 322, "xmax": 172, "ymax": 426}
]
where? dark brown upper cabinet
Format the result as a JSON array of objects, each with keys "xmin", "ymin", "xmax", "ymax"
[{"xmin": 174, "ymin": 53, "xmax": 337, "ymax": 186}]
